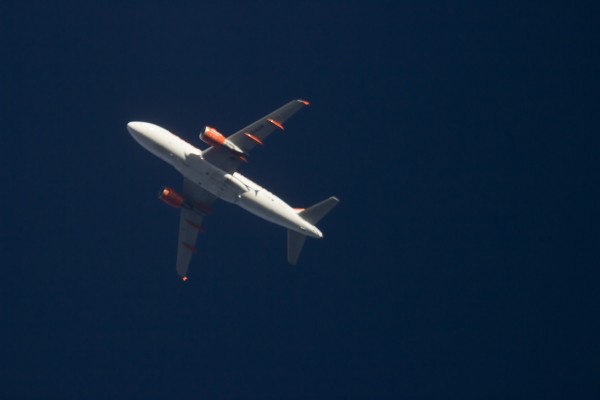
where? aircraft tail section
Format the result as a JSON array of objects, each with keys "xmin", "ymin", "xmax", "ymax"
[
  {"xmin": 287, "ymin": 230, "xmax": 308, "ymax": 265},
  {"xmin": 299, "ymin": 196, "xmax": 340, "ymax": 225},
  {"xmin": 288, "ymin": 196, "xmax": 339, "ymax": 264}
]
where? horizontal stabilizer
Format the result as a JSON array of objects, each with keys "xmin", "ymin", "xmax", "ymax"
[
  {"xmin": 299, "ymin": 196, "xmax": 340, "ymax": 225},
  {"xmin": 287, "ymin": 229, "xmax": 308, "ymax": 265}
]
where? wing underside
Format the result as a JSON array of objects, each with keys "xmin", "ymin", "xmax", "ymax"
[
  {"xmin": 202, "ymin": 99, "xmax": 309, "ymax": 173},
  {"xmin": 176, "ymin": 178, "xmax": 217, "ymax": 278}
]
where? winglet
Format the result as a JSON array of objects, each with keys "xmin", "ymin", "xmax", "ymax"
[{"xmin": 298, "ymin": 99, "xmax": 310, "ymax": 106}]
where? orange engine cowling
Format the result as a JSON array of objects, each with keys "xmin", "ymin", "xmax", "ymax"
[
  {"xmin": 158, "ymin": 187, "xmax": 185, "ymax": 208},
  {"xmin": 200, "ymin": 126, "xmax": 226, "ymax": 147}
]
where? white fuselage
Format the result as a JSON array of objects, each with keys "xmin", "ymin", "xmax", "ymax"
[{"xmin": 127, "ymin": 122, "xmax": 322, "ymax": 238}]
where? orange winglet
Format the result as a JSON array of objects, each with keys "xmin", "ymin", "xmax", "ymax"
[
  {"xmin": 267, "ymin": 118, "xmax": 284, "ymax": 130},
  {"xmin": 182, "ymin": 276, "xmax": 188, "ymax": 282},
  {"xmin": 239, "ymin": 156, "xmax": 248, "ymax": 163},
  {"xmin": 244, "ymin": 132, "xmax": 264, "ymax": 145},
  {"xmin": 293, "ymin": 208, "xmax": 305, "ymax": 212},
  {"xmin": 299, "ymin": 99, "xmax": 310, "ymax": 106},
  {"xmin": 182, "ymin": 242, "xmax": 197, "ymax": 253},
  {"xmin": 185, "ymin": 219, "xmax": 204, "ymax": 232}
]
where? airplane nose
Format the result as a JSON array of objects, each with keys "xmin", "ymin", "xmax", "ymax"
[
  {"xmin": 127, "ymin": 121, "xmax": 144, "ymax": 137},
  {"xmin": 127, "ymin": 122, "xmax": 156, "ymax": 146}
]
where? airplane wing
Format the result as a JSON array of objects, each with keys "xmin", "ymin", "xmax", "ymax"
[
  {"xmin": 176, "ymin": 177, "xmax": 217, "ymax": 279},
  {"xmin": 202, "ymin": 99, "xmax": 310, "ymax": 173}
]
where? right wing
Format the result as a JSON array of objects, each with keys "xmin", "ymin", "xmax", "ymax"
[
  {"xmin": 176, "ymin": 178, "xmax": 217, "ymax": 279},
  {"xmin": 202, "ymin": 99, "xmax": 310, "ymax": 173}
]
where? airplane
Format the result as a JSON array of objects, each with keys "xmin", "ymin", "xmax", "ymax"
[{"xmin": 127, "ymin": 99, "xmax": 339, "ymax": 281}]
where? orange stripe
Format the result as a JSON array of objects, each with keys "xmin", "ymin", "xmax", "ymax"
[
  {"xmin": 185, "ymin": 219, "xmax": 203, "ymax": 232},
  {"xmin": 194, "ymin": 203, "xmax": 212, "ymax": 215},
  {"xmin": 299, "ymin": 99, "xmax": 310, "ymax": 105},
  {"xmin": 244, "ymin": 132, "xmax": 264, "ymax": 145},
  {"xmin": 182, "ymin": 242, "xmax": 197, "ymax": 253},
  {"xmin": 267, "ymin": 118, "xmax": 284, "ymax": 130}
]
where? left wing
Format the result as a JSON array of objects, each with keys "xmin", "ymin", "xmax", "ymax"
[
  {"xmin": 203, "ymin": 99, "xmax": 310, "ymax": 173},
  {"xmin": 176, "ymin": 178, "xmax": 217, "ymax": 279}
]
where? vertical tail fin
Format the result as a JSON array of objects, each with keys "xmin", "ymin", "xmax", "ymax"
[
  {"xmin": 287, "ymin": 196, "xmax": 339, "ymax": 264},
  {"xmin": 287, "ymin": 230, "xmax": 307, "ymax": 265}
]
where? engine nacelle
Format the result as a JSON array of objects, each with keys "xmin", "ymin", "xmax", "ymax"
[
  {"xmin": 158, "ymin": 187, "xmax": 185, "ymax": 208},
  {"xmin": 199, "ymin": 126, "xmax": 226, "ymax": 147},
  {"xmin": 200, "ymin": 126, "xmax": 247, "ymax": 156}
]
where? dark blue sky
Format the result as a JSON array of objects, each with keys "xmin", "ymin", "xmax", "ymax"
[{"xmin": 2, "ymin": 1, "xmax": 598, "ymax": 398}]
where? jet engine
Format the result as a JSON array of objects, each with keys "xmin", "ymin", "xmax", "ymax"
[
  {"xmin": 200, "ymin": 126, "xmax": 247, "ymax": 157},
  {"xmin": 199, "ymin": 126, "xmax": 227, "ymax": 147},
  {"xmin": 158, "ymin": 187, "xmax": 185, "ymax": 208}
]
